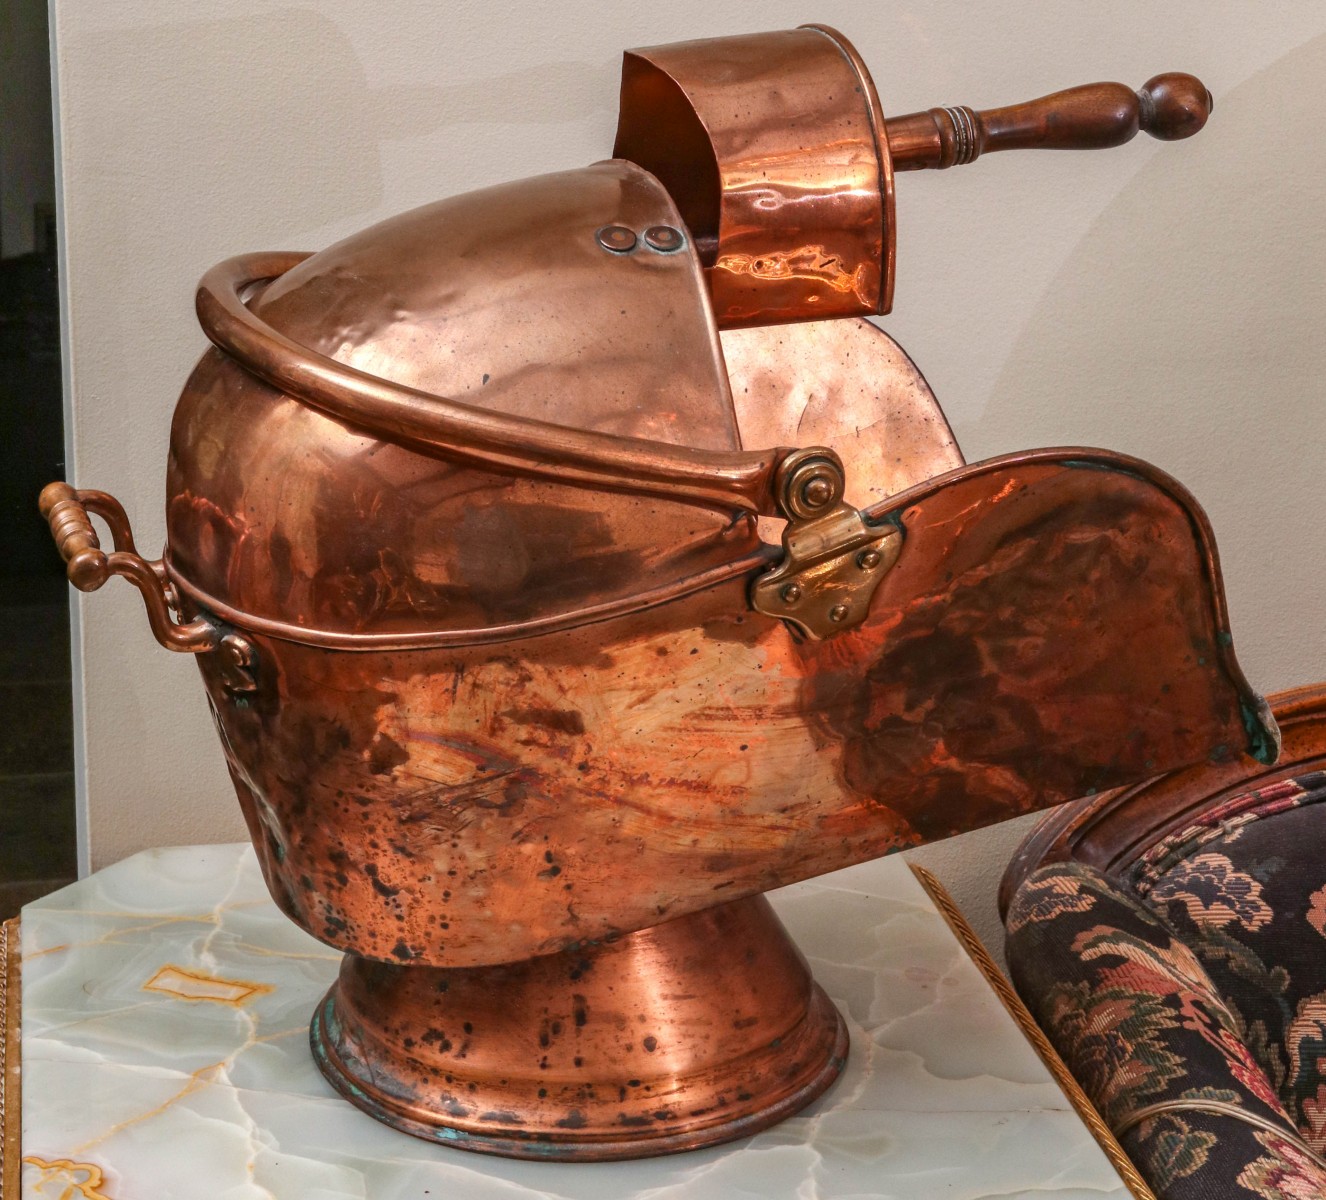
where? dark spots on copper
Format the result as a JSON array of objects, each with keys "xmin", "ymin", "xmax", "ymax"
[
  {"xmin": 391, "ymin": 940, "xmax": 415, "ymax": 960},
  {"xmin": 478, "ymin": 1110, "xmax": 522, "ymax": 1125},
  {"xmin": 573, "ymin": 996, "xmax": 588, "ymax": 1027},
  {"xmin": 642, "ymin": 1036, "xmax": 658, "ymax": 1053},
  {"xmin": 503, "ymin": 705, "xmax": 586, "ymax": 736},
  {"xmin": 268, "ymin": 530, "xmax": 294, "ymax": 600},
  {"xmin": 364, "ymin": 864, "xmax": 401, "ymax": 899},
  {"xmin": 555, "ymin": 1110, "xmax": 588, "ymax": 1130},
  {"xmin": 367, "ymin": 733, "xmax": 409, "ymax": 775},
  {"xmin": 799, "ymin": 466, "xmax": 1250, "ymax": 843}
]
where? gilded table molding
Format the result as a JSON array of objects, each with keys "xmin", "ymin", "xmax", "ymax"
[
  {"xmin": 909, "ymin": 864, "xmax": 1157, "ymax": 1200},
  {"xmin": 1, "ymin": 918, "xmax": 20, "ymax": 1200}
]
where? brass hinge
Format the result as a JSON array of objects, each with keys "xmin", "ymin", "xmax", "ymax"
[{"xmin": 751, "ymin": 448, "xmax": 901, "ymax": 639}]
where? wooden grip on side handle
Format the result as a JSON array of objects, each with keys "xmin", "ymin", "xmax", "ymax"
[
  {"xmin": 887, "ymin": 73, "xmax": 1213, "ymax": 171},
  {"xmin": 40, "ymin": 482, "xmax": 110, "ymax": 591}
]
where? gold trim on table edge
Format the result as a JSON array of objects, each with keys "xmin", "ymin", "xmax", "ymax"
[
  {"xmin": 908, "ymin": 863, "xmax": 1157, "ymax": 1200},
  {"xmin": 1, "ymin": 918, "xmax": 20, "ymax": 1200}
]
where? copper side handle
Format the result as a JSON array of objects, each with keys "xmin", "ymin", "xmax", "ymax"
[
  {"xmin": 887, "ymin": 73, "xmax": 1212, "ymax": 171},
  {"xmin": 196, "ymin": 254, "xmax": 810, "ymax": 520},
  {"xmin": 39, "ymin": 482, "xmax": 219, "ymax": 654}
]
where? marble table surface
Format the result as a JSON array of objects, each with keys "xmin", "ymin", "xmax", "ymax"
[{"xmin": 18, "ymin": 845, "xmax": 1131, "ymax": 1199}]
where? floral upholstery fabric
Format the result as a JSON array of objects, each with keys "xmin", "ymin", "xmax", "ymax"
[{"xmin": 1005, "ymin": 772, "xmax": 1326, "ymax": 1198}]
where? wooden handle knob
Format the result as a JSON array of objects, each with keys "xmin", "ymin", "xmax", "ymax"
[
  {"xmin": 887, "ymin": 73, "xmax": 1212, "ymax": 170},
  {"xmin": 40, "ymin": 481, "xmax": 109, "ymax": 591},
  {"xmin": 1138, "ymin": 73, "xmax": 1214, "ymax": 141}
]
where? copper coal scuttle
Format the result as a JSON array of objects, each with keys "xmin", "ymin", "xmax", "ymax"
[{"xmin": 43, "ymin": 27, "xmax": 1276, "ymax": 1161}]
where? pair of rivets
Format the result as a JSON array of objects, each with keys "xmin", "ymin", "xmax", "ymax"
[
  {"xmin": 779, "ymin": 584, "xmax": 849, "ymax": 625},
  {"xmin": 595, "ymin": 225, "xmax": 685, "ymax": 254}
]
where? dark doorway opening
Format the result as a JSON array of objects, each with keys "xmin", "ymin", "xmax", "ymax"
[{"xmin": 1, "ymin": 0, "xmax": 78, "ymax": 917}]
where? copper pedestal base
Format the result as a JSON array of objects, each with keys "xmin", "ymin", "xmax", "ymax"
[{"xmin": 310, "ymin": 895, "xmax": 847, "ymax": 1160}]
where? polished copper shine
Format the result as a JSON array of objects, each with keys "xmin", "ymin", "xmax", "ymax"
[
  {"xmin": 45, "ymin": 26, "xmax": 1262, "ymax": 1160},
  {"xmin": 616, "ymin": 25, "xmax": 896, "ymax": 326}
]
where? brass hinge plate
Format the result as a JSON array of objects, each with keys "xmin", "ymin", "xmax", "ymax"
[{"xmin": 751, "ymin": 505, "xmax": 901, "ymax": 639}]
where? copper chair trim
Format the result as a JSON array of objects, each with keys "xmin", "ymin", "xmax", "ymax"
[{"xmin": 196, "ymin": 252, "xmax": 789, "ymax": 519}]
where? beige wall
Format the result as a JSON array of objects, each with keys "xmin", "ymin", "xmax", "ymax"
[{"xmin": 51, "ymin": 2, "xmax": 1326, "ymax": 954}]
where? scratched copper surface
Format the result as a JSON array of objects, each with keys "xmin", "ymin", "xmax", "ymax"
[{"xmin": 192, "ymin": 450, "xmax": 1270, "ymax": 972}]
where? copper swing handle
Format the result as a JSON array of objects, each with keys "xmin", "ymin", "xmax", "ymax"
[
  {"xmin": 886, "ymin": 73, "xmax": 1212, "ymax": 171},
  {"xmin": 196, "ymin": 254, "xmax": 795, "ymax": 520},
  {"xmin": 39, "ymin": 482, "xmax": 218, "ymax": 654}
]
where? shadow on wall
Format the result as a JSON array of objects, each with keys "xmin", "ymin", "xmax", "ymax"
[
  {"xmin": 65, "ymin": 12, "xmax": 386, "ymax": 243},
  {"xmin": 976, "ymin": 34, "xmax": 1326, "ymax": 688},
  {"xmin": 68, "ymin": 9, "xmax": 614, "ymax": 246}
]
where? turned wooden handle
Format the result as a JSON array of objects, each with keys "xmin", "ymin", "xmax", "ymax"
[
  {"xmin": 39, "ymin": 481, "xmax": 110, "ymax": 591},
  {"xmin": 887, "ymin": 73, "xmax": 1213, "ymax": 171}
]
